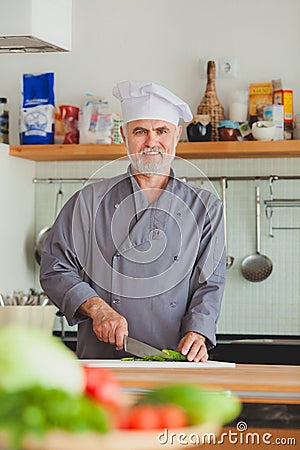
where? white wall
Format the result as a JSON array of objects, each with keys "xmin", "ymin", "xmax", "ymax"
[
  {"xmin": 0, "ymin": 145, "xmax": 35, "ymax": 294},
  {"xmin": 0, "ymin": 0, "xmax": 299, "ymax": 144}
]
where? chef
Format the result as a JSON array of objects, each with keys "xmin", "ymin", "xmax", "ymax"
[{"xmin": 40, "ymin": 81, "xmax": 226, "ymax": 362}]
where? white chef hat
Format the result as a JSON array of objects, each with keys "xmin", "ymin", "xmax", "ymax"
[{"xmin": 113, "ymin": 81, "xmax": 193, "ymax": 126}]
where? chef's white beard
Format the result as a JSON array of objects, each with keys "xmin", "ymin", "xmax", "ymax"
[{"xmin": 128, "ymin": 146, "xmax": 175, "ymax": 176}]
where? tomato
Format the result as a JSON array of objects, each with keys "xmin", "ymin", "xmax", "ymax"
[
  {"xmin": 158, "ymin": 404, "xmax": 188, "ymax": 428},
  {"xmin": 119, "ymin": 404, "xmax": 187, "ymax": 430},
  {"xmin": 82, "ymin": 366, "xmax": 121, "ymax": 411},
  {"xmin": 123, "ymin": 405, "xmax": 161, "ymax": 430}
]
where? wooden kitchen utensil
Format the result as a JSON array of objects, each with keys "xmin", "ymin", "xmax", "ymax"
[{"xmin": 197, "ymin": 60, "xmax": 224, "ymax": 141}]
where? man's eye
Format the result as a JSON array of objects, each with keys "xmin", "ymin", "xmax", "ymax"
[
  {"xmin": 157, "ymin": 129, "xmax": 168, "ymax": 134},
  {"xmin": 134, "ymin": 129, "xmax": 146, "ymax": 135}
]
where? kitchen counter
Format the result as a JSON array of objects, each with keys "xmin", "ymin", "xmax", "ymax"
[
  {"xmin": 80, "ymin": 362, "xmax": 300, "ymax": 405},
  {"xmin": 80, "ymin": 362, "xmax": 300, "ymax": 433}
]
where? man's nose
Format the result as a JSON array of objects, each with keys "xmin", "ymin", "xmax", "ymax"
[{"xmin": 144, "ymin": 131, "xmax": 158, "ymax": 147}]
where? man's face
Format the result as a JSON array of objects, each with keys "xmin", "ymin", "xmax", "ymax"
[{"xmin": 121, "ymin": 119, "xmax": 182, "ymax": 176}]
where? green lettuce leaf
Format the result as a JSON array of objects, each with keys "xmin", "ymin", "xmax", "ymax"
[{"xmin": 0, "ymin": 386, "xmax": 109, "ymax": 450}]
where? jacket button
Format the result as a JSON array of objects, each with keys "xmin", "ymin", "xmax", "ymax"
[
  {"xmin": 112, "ymin": 299, "xmax": 120, "ymax": 305},
  {"xmin": 173, "ymin": 255, "xmax": 178, "ymax": 261},
  {"xmin": 115, "ymin": 253, "xmax": 121, "ymax": 257},
  {"xmin": 170, "ymin": 302, "xmax": 177, "ymax": 308},
  {"xmin": 152, "ymin": 229, "xmax": 162, "ymax": 240}
]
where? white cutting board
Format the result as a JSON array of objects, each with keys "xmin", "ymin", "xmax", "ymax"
[{"xmin": 80, "ymin": 359, "xmax": 236, "ymax": 368}]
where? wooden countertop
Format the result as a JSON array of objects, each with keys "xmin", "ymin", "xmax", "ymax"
[{"xmin": 91, "ymin": 363, "xmax": 300, "ymax": 404}]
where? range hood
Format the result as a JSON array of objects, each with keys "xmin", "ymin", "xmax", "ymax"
[{"xmin": 0, "ymin": 0, "xmax": 72, "ymax": 53}]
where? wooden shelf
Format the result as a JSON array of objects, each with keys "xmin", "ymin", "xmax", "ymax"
[{"xmin": 9, "ymin": 140, "xmax": 300, "ymax": 161}]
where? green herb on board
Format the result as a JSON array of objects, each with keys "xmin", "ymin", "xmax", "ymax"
[{"xmin": 121, "ymin": 349, "xmax": 187, "ymax": 362}]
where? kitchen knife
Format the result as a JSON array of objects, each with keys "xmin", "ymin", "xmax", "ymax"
[{"xmin": 123, "ymin": 336, "xmax": 172, "ymax": 359}]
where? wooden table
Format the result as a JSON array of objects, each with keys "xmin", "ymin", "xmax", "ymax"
[{"xmin": 86, "ymin": 363, "xmax": 300, "ymax": 405}]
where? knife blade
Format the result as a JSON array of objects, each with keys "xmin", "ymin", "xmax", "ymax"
[{"xmin": 123, "ymin": 336, "xmax": 171, "ymax": 359}]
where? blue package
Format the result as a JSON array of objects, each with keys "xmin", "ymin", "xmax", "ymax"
[{"xmin": 20, "ymin": 72, "xmax": 55, "ymax": 145}]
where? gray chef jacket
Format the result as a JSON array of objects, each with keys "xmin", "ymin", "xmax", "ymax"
[{"xmin": 40, "ymin": 167, "xmax": 226, "ymax": 359}]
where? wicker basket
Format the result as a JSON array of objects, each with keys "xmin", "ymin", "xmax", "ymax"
[{"xmin": 197, "ymin": 61, "xmax": 224, "ymax": 141}]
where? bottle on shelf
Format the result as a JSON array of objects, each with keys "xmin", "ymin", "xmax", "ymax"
[{"xmin": 197, "ymin": 61, "xmax": 224, "ymax": 141}]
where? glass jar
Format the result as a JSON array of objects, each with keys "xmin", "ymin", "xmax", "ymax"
[{"xmin": 0, "ymin": 97, "xmax": 9, "ymax": 144}]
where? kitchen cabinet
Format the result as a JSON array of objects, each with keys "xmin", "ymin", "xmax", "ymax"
[{"xmin": 9, "ymin": 140, "xmax": 300, "ymax": 161}]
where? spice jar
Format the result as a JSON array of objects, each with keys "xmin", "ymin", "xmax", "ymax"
[{"xmin": 0, "ymin": 97, "xmax": 9, "ymax": 144}]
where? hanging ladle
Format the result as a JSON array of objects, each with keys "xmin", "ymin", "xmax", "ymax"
[
  {"xmin": 241, "ymin": 181, "xmax": 273, "ymax": 282},
  {"xmin": 221, "ymin": 177, "xmax": 234, "ymax": 269}
]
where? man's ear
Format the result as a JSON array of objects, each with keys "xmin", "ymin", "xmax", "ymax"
[
  {"xmin": 120, "ymin": 124, "xmax": 127, "ymax": 143},
  {"xmin": 176, "ymin": 125, "xmax": 182, "ymax": 144}
]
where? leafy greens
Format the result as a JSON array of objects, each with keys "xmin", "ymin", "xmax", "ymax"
[
  {"xmin": 0, "ymin": 386, "xmax": 109, "ymax": 450},
  {"xmin": 122, "ymin": 349, "xmax": 187, "ymax": 362}
]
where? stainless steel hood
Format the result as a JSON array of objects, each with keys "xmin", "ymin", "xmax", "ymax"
[
  {"xmin": 0, "ymin": 36, "xmax": 69, "ymax": 54},
  {"xmin": 0, "ymin": 0, "xmax": 72, "ymax": 53}
]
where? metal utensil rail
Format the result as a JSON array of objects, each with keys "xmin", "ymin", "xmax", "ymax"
[
  {"xmin": 33, "ymin": 176, "xmax": 300, "ymax": 236},
  {"xmin": 264, "ymin": 199, "xmax": 300, "ymax": 207},
  {"xmin": 264, "ymin": 176, "xmax": 300, "ymax": 236},
  {"xmin": 33, "ymin": 175, "xmax": 300, "ymax": 183},
  {"xmin": 32, "ymin": 175, "xmax": 300, "ymax": 235}
]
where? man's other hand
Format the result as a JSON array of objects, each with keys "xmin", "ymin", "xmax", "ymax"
[{"xmin": 177, "ymin": 331, "xmax": 208, "ymax": 362}]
